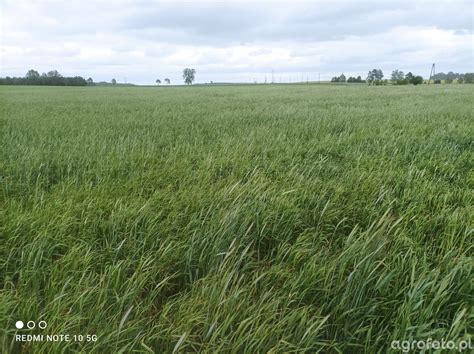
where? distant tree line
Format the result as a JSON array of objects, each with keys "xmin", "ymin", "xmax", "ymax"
[
  {"xmin": 331, "ymin": 70, "xmax": 386, "ymax": 85},
  {"xmin": 390, "ymin": 70, "xmax": 423, "ymax": 85},
  {"xmin": 431, "ymin": 72, "xmax": 473, "ymax": 84},
  {"xmin": 0, "ymin": 69, "xmax": 92, "ymax": 86},
  {"xmin": 3, "ymin": 67, "xmax": 472, "ymax": 87},
  {"xmin": 464, "ymin": 73, "xmax": 474, "ymax": 84},
  {"xmin": 331, "ymin": 73, "xmax": 365, "ymax": 83},
  {"xmin": 391, "ymin": 70, "xmax": 473, "ymax": 84},
  {"xmin": 347, "ymin": 76, "xmax": 364, "ymax": 83},
  {"xmin": 331, "ymin": 69, "xmax": 474, "ymax": 85},
  {"xmin": 331, "ymin": 73, "xmax": 346, "ymax": 83}
]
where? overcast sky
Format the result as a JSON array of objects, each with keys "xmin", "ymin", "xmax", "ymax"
[{"xmin": 1, "ymin": 0, "xmax": 472, "ymax": 84}]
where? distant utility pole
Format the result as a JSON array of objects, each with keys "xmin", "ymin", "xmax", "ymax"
[
  {"xmin": 318, "ymin": 72, "xmax": 320, "ymax": 83},
  {"xmin": 271, "ymin": 70, "xmax": 274, "ymax": 84},
  {"xmin": 428, "ymin": 63, "xmax": 435, "ymax": 84}
]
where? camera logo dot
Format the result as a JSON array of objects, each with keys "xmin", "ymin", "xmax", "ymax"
[
  {"xmin": 15, "ymin": 320, "xmax": 47, "ymax": 330},
  {"xmin": 27, "ymin": 321, "xmax": 35, "ymax": 329},
  {"xmin": 39, "ymin": 321, "xmax": 47, "ymax": 329},
  {"xmin": 15, "ymin": 321, "xmax": 24, "ymax": 329}
]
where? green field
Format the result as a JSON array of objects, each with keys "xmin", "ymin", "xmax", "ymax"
[{"xmin": 1, "ymin": 84, "xmax": 473, "ymax": 352}]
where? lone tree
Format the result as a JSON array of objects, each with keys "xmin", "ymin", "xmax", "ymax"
[
  {"xmin": 391, "ymin": 70, "xmax": 404, "ymax": 81},
  {"xmin": 367, "ymin": 69, "xmax": 384, "ymax": 85},
  {"xmin": 86, "ymin": 77, "xmax": 93, "ymax": 85},
  {"xmin": 111, "ymin": 78, "xmax": 117, "ymax": 85},
  {"xmin": 183, "ymin": 68, "xmax": 196, "ymax": 85},
  {"xmin": 156, "ymin": 79, "xmax": 161, "ymax": 85},
  {"xmin": 165, "ymin": 78, "xmax": 170, "ymax": 84}
]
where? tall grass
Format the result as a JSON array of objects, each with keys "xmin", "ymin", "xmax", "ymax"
[{"xmin": 1, "ymin": 84, "xmax": 473, "ymax": 352}]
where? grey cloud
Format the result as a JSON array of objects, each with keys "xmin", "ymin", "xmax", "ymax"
[
  {"xmin": 1, "ymin": 0, "xmax": 472, "ymax": 84},
  {"xmin": 115, "ymin": 1, "xmax": 473, "ymax": 44}
]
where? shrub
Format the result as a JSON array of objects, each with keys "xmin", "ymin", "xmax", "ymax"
[{"xmin": 411, "ymin": 76, "xmax": 423, "ymax": 85}]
